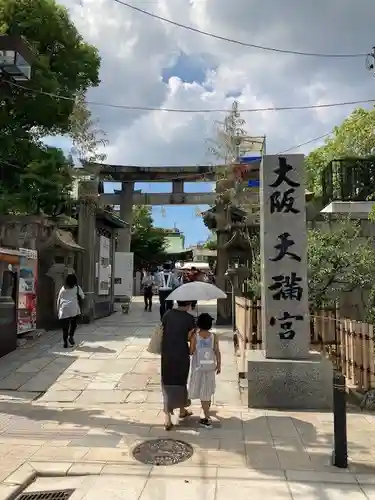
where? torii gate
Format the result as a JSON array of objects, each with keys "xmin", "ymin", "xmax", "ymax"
[{"xmin": 89, "ymin": 163, "xmax": 259, "ymax": 252}]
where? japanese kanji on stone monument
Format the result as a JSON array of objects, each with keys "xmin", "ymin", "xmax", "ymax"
[
  {"xmin": 247, "ymin": 154, "xmax": 333, "ymax": 410},
  {"xmin": 261, "ymin": 154, "xmax": 309, "ymax": 360}
]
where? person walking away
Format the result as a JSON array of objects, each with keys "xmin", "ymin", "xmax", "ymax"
[
  {"xmin": 161, "ymin": 301, "xmax": 196, "ymax": 430},
  {"xmin": 155, "ymin": 263, "xmax": 178, "ymax": 320},
  {"xmin": 57, "ymin": 273, "xmax": 85, "ymax": 349},
  {"xmin": 189, "ymin": 313, "xmax": 221, "ymax": 428},
  {"xmin": 189, "ymin": 266, "xmax": 202, "ymax": 310},
  {"xmin": 172, "ymin": 268, "xmax": 181, "ymax": 288},
  {"xmin": 142, "ymin": 270, "xmax": 154, "ymax": 311}
]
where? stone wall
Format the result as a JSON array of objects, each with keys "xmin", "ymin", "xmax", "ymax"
[
  {"xmin": 0, "ymin": 216, "xmax": 53, "ymax": 250},
  {"xmin": 0, "ymin": 217, "xmax": 56, "ymax": 329}
]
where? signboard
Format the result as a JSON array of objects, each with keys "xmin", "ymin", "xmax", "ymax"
[
  {"xmin": 114, "ymin": 252, "xmax": 134, "ymax": 297},
  {"xmin": 98, "ymin": 236, "xmax": 111, "ymax": 295},
  {"xmin": 17, "ymin": 252, "xmax": 37, "ymax": 335},
  {"xmin": 0, "ymin": 247, "xmax": 37, "ymax": 335}
]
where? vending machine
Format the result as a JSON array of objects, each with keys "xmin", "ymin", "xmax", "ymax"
[{"xmin": 0, "ymin": 247, "xmax": 38, "ymax": 335}]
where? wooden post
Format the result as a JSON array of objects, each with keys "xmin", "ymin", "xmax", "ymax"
[
  {"xmin": 344, "ymin": 319, "xmax": 351, "ymax": 383},
  {"xmin": 248, "ymin": 300, "xmax": 254, "ymax": 349},
  {"xmin": 368, "ymin": 324, "xmax": 375, "ymax": 388},
  {"xmin": 348, "ymin": 319, "xmax": 355, "ymax": 384},
  {"xmin": 361, "ymin": 322, "xmax": 369, "ymax": 391},
  {"xmin": 353, "ymin": 321, "xmax": 362, "ymax": 388}
]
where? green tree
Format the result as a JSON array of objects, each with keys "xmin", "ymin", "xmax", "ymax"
[
  {"xmin": 202, "ymin": 234, "xmax": 217, "ymax": 250},
  {"xmin": 0, "ymin": 144, "xmax": 74, "ymax": 216},
  {"xmin": 308, "ymin": 218, "xmax": 375, "ymax": 310},
  {"xmin": 19, "ymin": 147, "xmax": 74, "ymax": 216},
  {"xmin": 305, "ymin": 108, "xmax": 375, "ymax": 193},
  {"xmin": 0, "ymin": 0, "xmax": 101, "ymax": 213},
  {"xmin": 131, "ymin": 206, "xmax": 167, "ymax": 269}
]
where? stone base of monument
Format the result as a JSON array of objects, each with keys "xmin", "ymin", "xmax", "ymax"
[{"xmin": 247, "ymin": 350, "xmax": 333, "ymax": 410}]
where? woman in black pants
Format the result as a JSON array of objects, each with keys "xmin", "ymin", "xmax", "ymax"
[{"xmin": 56, "ymin": 274, "xmax": 85, "ymax": 348}]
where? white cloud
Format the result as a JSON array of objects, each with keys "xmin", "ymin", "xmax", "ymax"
[{"xmin": 61, "ymin": 0, "xmax": 375, "ymax": 164}]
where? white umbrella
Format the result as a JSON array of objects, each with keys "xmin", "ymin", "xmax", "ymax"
[{"xmin": 167, "ymin": 282, "xmax": 227, "ymax": 301}]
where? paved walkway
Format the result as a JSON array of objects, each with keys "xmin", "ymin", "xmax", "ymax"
[{"xmin": 0, "ymin": 299, "xmax": 374, "ymax": 499}]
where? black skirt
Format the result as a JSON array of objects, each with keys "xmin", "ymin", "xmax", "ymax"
[{"xmin": 161, "ymin": 355, "xmax": 190, "ymax": 412}]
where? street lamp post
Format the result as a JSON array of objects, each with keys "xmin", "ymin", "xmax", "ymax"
[{"xmin": 0, "ymin": 35, "xmax": 33, "ymax": 81}]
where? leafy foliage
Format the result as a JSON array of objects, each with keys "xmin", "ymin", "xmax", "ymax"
[
  {"xmin": 308, "ymin": 218, "xmax": 375, "ymax": 310},
  {"xmin": 0, "ymin": 0, "xmax": 101, "ymax": 215},
  {"xmin": 0, "ymin": 0, "xmax": 100, "ymax": 138},
  {"xmin": 0, "ymin": 144, "xmax": 74, "ymax": 216},
  {"xmin": 245, "ymin": 218, "xmax": 375, "ymax": 315},
  {"xmin": 305, "ymin": 108, "xmax": 375, "ymax": 193},
  {"xmin": 130, "ymin": 206, "xmax": 167, "ymax": 269},
  {"xmin": 69, "ymin": 91, "xmax": 108, "ymax": 164},
  {"xmin": 202, "ymin": 235, "xmax": 217, "ymax": 250}
]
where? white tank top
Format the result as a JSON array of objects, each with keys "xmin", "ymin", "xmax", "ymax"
[{"xmin": 194, "ymin": 332, "xmax": 216, "ymax": 372}]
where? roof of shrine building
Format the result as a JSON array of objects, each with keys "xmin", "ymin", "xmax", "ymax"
[{"xmin": 82, "ymin": 162, "xmax": 217, "ymax": 182}]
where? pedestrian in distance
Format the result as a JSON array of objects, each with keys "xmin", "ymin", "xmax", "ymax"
[
  {"xmin": 57, "ymin": 273, "xmax": 85, "ymax": 349},
  {"xmin": 155, "ymin": 262, "xmax": 179, "ymax": 320},
  {"xmin": 142, "ymin": 269, "xmax": 154, "ymax": 312}
]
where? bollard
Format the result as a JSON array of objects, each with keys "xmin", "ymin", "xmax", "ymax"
[{"xmin": 331, "ymin": 371, "xmax": 348, "ymax": 468}]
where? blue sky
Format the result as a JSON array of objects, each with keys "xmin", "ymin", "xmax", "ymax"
[
  {"xmin": 44, "ymin": 51, "xmax": 215, "ymax": 247},
  {"xmin": 104, "ymin": 180, "xmax": 213, "ymax": 246}
]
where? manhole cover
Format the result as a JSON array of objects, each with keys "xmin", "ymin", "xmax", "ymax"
[
  {"xmin": 16, "ymin": 490, "xmax": 75, "ymax": 500},
  {"xmin": 132, "ymin": 438, "xmax": 194, "ymax": 465}
]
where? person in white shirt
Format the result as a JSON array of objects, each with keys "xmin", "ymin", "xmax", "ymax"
[
  {"xmin": 57, "ymin": 274, "xmax": 85, "ymax": 348},
  {"xmin": 155, "ymin": 263, "xmax": 180, "ymax": 320},
  {"xmin": 142, "ymin": 270, "xmax": 154, "ymax": 312}
]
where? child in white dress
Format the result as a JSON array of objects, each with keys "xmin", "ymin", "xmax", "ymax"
[{"xmin": 188, "ymin": 313, "xmax": 221, "ymax": 428}]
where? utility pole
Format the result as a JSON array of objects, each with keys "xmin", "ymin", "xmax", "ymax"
[{"xmin": 366, "ymin": 46, "xmax": 375, "ymax": 75}]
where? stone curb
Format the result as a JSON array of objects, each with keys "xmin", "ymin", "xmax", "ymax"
[
  {"xmin": 3, "ymin": 459, "xmax": 375, "ymax": 500},
  {"xmin": 1, "ymin": 461, "xmax": 154, "ymax": 500}
]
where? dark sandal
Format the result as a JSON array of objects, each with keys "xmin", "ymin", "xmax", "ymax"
[
  {"xmin": 179, "ymin": 410, "xmax": 193, "ymax": 419},
  {"xmin": 165, "ymin": 423, "xmax": 174, "ymax": 431}
]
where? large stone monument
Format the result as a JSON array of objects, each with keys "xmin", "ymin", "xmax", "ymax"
[{"xmin": 247, "ymin": 154, "xmax": 333, "ymax": 409}]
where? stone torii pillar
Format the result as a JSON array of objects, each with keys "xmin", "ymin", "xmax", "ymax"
[
  {"xmin": 77, "ymin": 179, "xmax": 97, "ymax": 323},
  {"xmin": 118, "ymin": 181, "xmax": 134, "ymax": 252}
]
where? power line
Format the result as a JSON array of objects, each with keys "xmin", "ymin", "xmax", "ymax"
[
  {"xmin": 112, "ymin": 0, "xmax": 367, "ymax": 58},
  {"xmin": 8, "ymin": 81, "xmax": 375, "ymax": 114},
  {"xmin": 277, "ymin": 132, "xmax": 331, "ymax": 154}
]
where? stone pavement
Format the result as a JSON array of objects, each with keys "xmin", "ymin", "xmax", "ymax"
[{"xmin": 0, "ymin": 299, "xmax": 374, "ymax": 499}]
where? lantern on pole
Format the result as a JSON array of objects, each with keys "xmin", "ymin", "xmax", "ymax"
[{"xmin": 0, "ymin": 35, "xmax": 34, "ymax": 81}]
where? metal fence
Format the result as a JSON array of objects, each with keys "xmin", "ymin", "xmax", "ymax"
[
  {"xmin": 321, "ymin": 157, "xmax": 375, "ymax": 207},
  {"xmin": 235, "ymin": 297, "xmax": 375, "ymax": 392}
]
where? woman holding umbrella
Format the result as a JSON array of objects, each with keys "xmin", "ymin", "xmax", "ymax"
[
  {"xmin": 161, "ymin": 300, "xmax": 196, "ymax": 430},
  {"xmin": 160, "ymin": 281, "xmax": 226, "ymax": 430}
]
